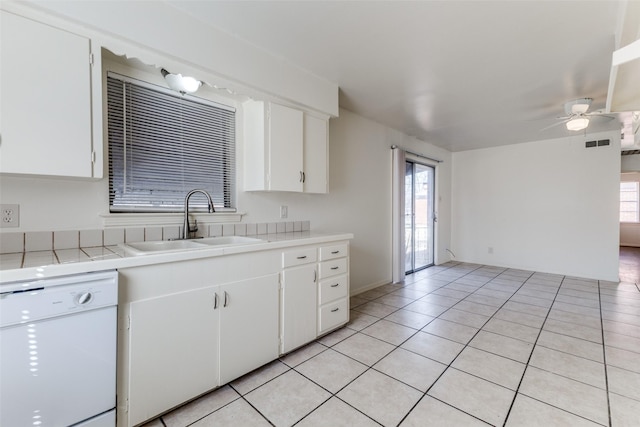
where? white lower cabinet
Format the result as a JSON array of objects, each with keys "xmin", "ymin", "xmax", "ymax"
[
  {"xmin": 280, "ymin": 242, "xmax": 350, "ymax": 354},
  {"xmin": 280, "ymin": 263, "xmax": 317, "ymax": 354},
  {"xmin": 119, "ymin": 255, "xmax": 280, "ymax": 427},
  {"xmin": 117, "ymin": 240, "xmax": 349, "ymax": 426},
  {"xmin": 128, "ymin": 286, "xmax": 220, "ymax": 425},
  {"xmin": 318, "ymin": 298, "xmax": 349, "ymax": 334},
  {"xmin": 317, "ymin": 242, "xmax": 350, "ymax": 335},
  {"xmin": 218, "ymin": 275, "xmax": 280, "ymax": 384}
]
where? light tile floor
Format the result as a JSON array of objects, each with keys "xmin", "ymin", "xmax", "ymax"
[{"xmin": 143, "ymin": 262, "xmax": 640, "ymax": 426}]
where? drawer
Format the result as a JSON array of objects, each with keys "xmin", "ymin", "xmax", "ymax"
[
  {"xmin": 282, "ymin": 247, "xmax": 317, "ymax": 268},
  {"xmin": 319, "ymin": 243, "xmax": 348, "ymax": 261},
  {"xmin": 318, "ymin": 298, "xmax": 349, "ymax": 334},
  {"xmin": 318, "ymin": 258, "xmax": 348, "ymax": 279},
  {"xmin": 319, "ymin": 275, "xmax": 348, "ymax": 305}
]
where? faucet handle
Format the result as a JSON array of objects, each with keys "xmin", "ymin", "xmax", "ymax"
[{"xmin": 191, "ymin": 219, "xmax": 199, "ymax": 233}]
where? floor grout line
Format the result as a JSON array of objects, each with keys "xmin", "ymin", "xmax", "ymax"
[
  {"xmin": 598, "ymin": 280, "xmax": 613, "ymax": 427},
  {"xmin": 501, "ymin": 273, "xmax": 565, "ymax": 426}
]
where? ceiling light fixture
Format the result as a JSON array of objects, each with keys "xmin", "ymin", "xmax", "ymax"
[
  {"xmin": 161, "ymin": 68, "xmax": 202, "ymax": 94},
  {"xmin": 566, "ymin": 117, "xmax": 590, "ymax": 131}
]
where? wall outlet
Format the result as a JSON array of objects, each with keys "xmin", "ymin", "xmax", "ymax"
[
  {"xmin": 280, "ymin": 205, "xmax": 288, "ymax": 219},
  {"xmin": 1, "ymin": 204, "xmax": 20, "ymax": 228}
]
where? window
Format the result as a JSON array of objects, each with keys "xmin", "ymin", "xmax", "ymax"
[
  {"xmin": 107, "ymin": 73, "xmax": 236, "ymax": 212},
  {"xmin": 620, "ymin": 181, "xmax": 639, "ymax": 222}
]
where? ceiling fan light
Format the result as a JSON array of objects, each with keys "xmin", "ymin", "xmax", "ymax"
[{"xmin": 566, "ymin": 117, "xmax": 590, "ymax": 131}]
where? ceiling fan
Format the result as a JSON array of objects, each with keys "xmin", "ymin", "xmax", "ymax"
[{"xmin": 543, "ymin": 98, "xmax": 614, "ymax": 132}]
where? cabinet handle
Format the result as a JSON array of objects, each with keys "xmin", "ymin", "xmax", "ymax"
[
  {"xmin": 302, "ymin": 171, "xmax": 306, "ymax": 183},
  {"xmin": 314, "ymin": 270, "xmax": 317, "ymax": 283},
  {"xmin": 331, "ymin": 266, "xmax": 339, "ymax": 270},
  {"xmin": 214, "ymin": 292, "xmax": 219, "ymax": 309},
  {"xmin": 331, "ymin": 250, "xmax": 340, "ymax": 254},
  {"xmin": 330, "ymin": 283, "xmax": 339, "ymax": 288},
  {"xmin": 223, "ymin": 291, "xmax": 229, "ymax": 307},
  {"xmin": 299, "ymin": 171, "xmax": 303, "ymax": 182},
  {"xmin": 331, "ymin": 307, "xmax": 340, "ymax": 312},
  {"xmin": 297, "ymin": 255, "xmax": 307, "ymax": 259}
]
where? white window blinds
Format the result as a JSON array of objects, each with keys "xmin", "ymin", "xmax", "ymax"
[{"xmin": 107, "ymin": 73, "xmax": 236, "ymax": 212}]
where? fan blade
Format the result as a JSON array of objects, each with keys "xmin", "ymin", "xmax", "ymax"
[
  {"xmin": 585, "ymin": 113, "xmax": 616, "ymax": 120},
  {"xmin": 540, "ymin": 119, "xmax": 570, "ymax": 131}
]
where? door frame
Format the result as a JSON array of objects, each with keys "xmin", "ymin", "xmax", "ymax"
[{"xmin": 405, "ymin": 159, "xmax": 436, "ymax": 274}]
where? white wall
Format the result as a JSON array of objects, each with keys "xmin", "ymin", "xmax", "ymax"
[
  {"xmin": 621, "ymin": 154, "xmax": 640, "ymax": 172},
  {"xmin": 451, "ymin": 130, "xmax": 621, "ymax": 281},
  {"xmin": 0, "ymin": 108, "xmax": 452, "ymax": 293}
]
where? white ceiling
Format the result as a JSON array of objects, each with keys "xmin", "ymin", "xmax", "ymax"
[{"xmin": 167, "ymin": 0, "xmax": 629, "ymax": 152}]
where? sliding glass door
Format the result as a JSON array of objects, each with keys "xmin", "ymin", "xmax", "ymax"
[{"xmin": 405, "ymin": 161, "xmax": 435, "ymax": 274}]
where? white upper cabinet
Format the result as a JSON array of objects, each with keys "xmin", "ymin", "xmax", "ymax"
[
  {"xmin": 244, "ymin": 100, "xmax": 328, "ymax": 193},
  {"xmin": 0, "ymin": 10, "xmax": 102, "ymax": 178},
  {"xmin": 303, "ymin": 114, "xmax": 329, "ymax": 194}
]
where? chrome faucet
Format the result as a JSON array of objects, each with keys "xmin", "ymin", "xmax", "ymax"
[{"xmin": 182, "ymin": 189, "xmax": 215, "ymax": 240}]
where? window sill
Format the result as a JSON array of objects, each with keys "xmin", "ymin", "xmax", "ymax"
[{"xmin": 100, "ymin": 212, "xmax": 245, "ymax": 228}]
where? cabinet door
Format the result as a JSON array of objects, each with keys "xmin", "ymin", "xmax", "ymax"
[
  {"xmin": 0, "ymin": 11, "xmax": 95, "ymax": 177},
  {"xmin": 269, "ymin": 103, "xmax": 303, "ymax": 191},
  {"xmin": 128, "ymin": 287, "xmax": 219, "ymax": 426},
  {"xmin": 281, "ymin": 264, "xmax": 318, "ymax": 353},
  {"xmin": 219, "ymin": 274, "xmax": 280, "ymax": 384},
  {"xmin": 303, "ymin": 114, "xmax": 329, "ymax": 194}
]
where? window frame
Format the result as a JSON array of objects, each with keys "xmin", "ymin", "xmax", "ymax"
[
  {"xmin": 106, "ymin": 71, "xmax": 237, "ymax": 213},
  {"xmin": 620, "ymin": 180, "xmax": 639, "ymax": 223}
]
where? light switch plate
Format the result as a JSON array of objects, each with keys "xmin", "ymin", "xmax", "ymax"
[{"xmin": 1, "ymin": 204, "xmax": 20, "ymax": 228}]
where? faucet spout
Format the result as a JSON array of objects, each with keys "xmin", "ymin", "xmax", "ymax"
[{"xmin": 183, "ymin": 189, "xmax": 215, "ymax": 240}]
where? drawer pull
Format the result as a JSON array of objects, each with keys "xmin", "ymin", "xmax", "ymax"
[
  {"xmin": 331, "ymin": 307, "xmax": 340, "ymax": 312},
  {"xmin": 297, "ymin": 255, "xmax": 307, "ymax": 259},
  {"xmin": 331, "ymin": 266, "xmax": 339, "ymax": 270},
  {"xmin": 330, "ymin": 283, "xmax": 340, "ymax": 288},
  {"xmin": 331, "ymin": 250, "xmax": 340, "ymax": 254}
]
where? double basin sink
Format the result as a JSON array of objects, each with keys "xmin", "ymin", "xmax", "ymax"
[{"xmin": 121, "ymin": 236, "xmax": 267, "ymax": 256}]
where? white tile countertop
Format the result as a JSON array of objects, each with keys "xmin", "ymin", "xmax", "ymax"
[{"xmin": 0, "ymin": 232, "xmax": 353, "ymax": 285}]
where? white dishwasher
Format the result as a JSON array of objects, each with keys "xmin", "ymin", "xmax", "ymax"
[{"xmin": 0, "ymin": 270, "xmax": 118, "ymax": 427}]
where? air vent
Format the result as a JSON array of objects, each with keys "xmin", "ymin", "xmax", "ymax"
[
  {"xmin": 622, "ymin": 150, "xmax": 640, "ymax": 156},
  {"xmin": 585, "ymin": 139, "xmax": 610, "ymax": 148}
]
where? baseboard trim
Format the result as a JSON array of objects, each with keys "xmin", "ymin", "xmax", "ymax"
[{"xmin": 350, "ymin": 279, "xmax": 391, "ymax": 297}]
